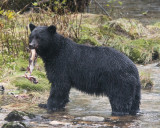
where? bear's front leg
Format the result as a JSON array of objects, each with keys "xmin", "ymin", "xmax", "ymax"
[{"xmin": 40, "ymin": 82, "xmax": 71, "ymax": 112}]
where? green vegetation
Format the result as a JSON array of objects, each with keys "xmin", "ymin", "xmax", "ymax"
[
  {"xmin": 140, "ymin": 71, "xmax": 153, "ymax": 90},
  {"xmin": 153, "ymin": 22, "xmax": 160, "ymax": 28},
  {"xmin": 5, "ymin": 110, "xmax": 35, "ymax": 121},
  {"xmin": 76, "ymin": 16, "xmax": 160, "ymax": 64},
  {"xmin": 2, "ymin": 122, "xmax": 26, "ymax": 128},
  {"xmin": 0, "ymin": 6, "xmax": 160, "ymax": 92},
  {"xmin": 12, "ymin": 59, "xmax": 50, "ymax": 92},
  {"xmin": 0, "ymin": 0, "xmax": 35, "ymax": 11},
  {"xmin": 0, "ymin": 55, "xmax": 49, "ymax": 91},
  {"xmin": 13, "ymin": 77, "xmax": 50, "ymax": 91}
]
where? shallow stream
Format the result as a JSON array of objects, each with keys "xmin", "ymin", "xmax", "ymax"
[{"xmin": 0, "ymin": 63, "xmax": 160, "ymax": 128}]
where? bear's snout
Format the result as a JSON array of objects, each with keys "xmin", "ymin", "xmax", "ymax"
[
  {"xmin": 29, "ymin": 43, "xmax": 35, "ymax": 49},
  {"xmin": 29, "ymin": 40, "xmax": 38, "ymax": 49}
]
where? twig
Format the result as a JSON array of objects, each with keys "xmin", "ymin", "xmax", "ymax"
[
  {"xmin": 94, "ymin": 0, "xmax": 110, "ymax": 17},
  {"xmin": 17, "ymin": 2, "xmax": 32, "ymax": 14}
]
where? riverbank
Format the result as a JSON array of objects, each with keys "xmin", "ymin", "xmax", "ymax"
[
  {"xmin": 1, "ymin": 13, "xmax": 160, "ymax": 66},
  {"xmin": 1, "ymin": 13, "xmax": 160, "ymax": 91}
]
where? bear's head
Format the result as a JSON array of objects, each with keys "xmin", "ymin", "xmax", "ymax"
[{"xmin": 29, "ymin": 23, "xmax": 57, "ymax": 57}]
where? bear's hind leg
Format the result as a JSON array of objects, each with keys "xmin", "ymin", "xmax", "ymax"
[
  {"xmin": 129, "ymin": 83, "xmax": 141, "ymax": 115},
  {"xmin": 108, "ymin": 75, "xmax": 140, "ymax": 116},
  {"xmin": 109, "ymin": 95, "xmax": 133, "ymax": 116}
]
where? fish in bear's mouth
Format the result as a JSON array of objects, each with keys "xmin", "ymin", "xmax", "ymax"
[
  {"xmin": 23, "ymin": 49, "xmax": 38, "ymax": 84},
  {"xmin": 29, "ymin": 49, "xmax": 37, "ymax": 73}
]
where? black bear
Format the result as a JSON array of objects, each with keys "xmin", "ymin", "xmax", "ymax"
[{"xmin": 29, "ymin": 23, "xmax": 141, "ymax": 116}]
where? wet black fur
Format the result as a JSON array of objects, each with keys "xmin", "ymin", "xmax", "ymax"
[{"xmin": 29, "ymin": 24, "xmax": 141, "ymax": 116}]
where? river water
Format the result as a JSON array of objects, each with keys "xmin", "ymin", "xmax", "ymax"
[
  {"xmin": 0, "ymin": 63, "xmax": 160, "ymax": 128},
  {"xmin": 64, "ymin": 63, "xmax": 160, "ymax": 127},
  {"xmin": 88, "ymin": 0, "xmax": 160, "ymax": 18}
]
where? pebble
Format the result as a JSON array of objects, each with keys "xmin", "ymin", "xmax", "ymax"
[
  {"xmin": 76, "ymin": 116, "xmax": 105, "ymax": 122},
  {"xmin": 50, "ymin": 120, "xmax": 71, "ymax": 126}
]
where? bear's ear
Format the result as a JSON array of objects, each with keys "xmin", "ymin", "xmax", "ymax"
[
  {"xmin": 48, "ymin": 25, "xmax": 56, "ymax": 34},
  {"xmin": 29, "ymin": 23, "xmax": 36, "ymax": 32}
]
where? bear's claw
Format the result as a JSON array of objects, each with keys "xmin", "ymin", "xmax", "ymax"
[{"xmin": 38, "ymin": 103, "xmax": 65, "ymax": 113}]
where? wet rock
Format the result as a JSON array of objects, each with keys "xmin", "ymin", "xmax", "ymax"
[
  {"xmin": 2, "ymin": 122, "xmax": 26, "ymax": 128},
  {"xmin": 0, "ymin": 85, "xmax": 5, "ymax": 95},
  {"xmin": 141, "ymin": 77, "xmax": 153, "ymax": 90},
  {"xmin": 76, "ymin": 116, "xmax": 105, "ymax": 122},
  {"xmin": 141, "ymin": 79, "xmax": 153, "ymax": 90},
  {"xmin": 5, "ymin": 111, "xmax": 24, "ymax": 121},
  {"xmin": 37, "ymin": 124, "xmax": 49, "ymax": 127},
  {"xmin": 0, "ymin": 85, "xmax": 5, "ymax": 91},
  {"xmin": 144, "ymin": 82, "xmax": 153, "ymax": 90},
  {"xmin": 156, "ymin": 63, "xmax": 160, "ymax": 67},
  {"xmin": 50, "ymin": 120, "xmax": 70, "ymax": 126},
  {"xmin": 5, "ymin": 110, "xmax": 35, "ymax": 122}
]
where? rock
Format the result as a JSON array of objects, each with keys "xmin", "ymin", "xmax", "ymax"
[
  {"xmin": 144, "ymin": 82, "xmax": 153, "ymax": 90},
  {"xmin": 76, "ymin": 116, "xmax": 105, "ymax": 122},
  {"xmin": 0, "ymin": 85, "xmax": 5, "ymax": 95},
  {"xmin": 156, "ymin": 63, "xmax": 160, "ymax": 67},
  {"xmin": 5, "ymin": 111, "xmax": 24, "ymax": 121},
  {"xmin": 0, "ymin": 85, "xmax": 5, "ymax": 91},
  {"xmin": 2, "ymin": 122, "xmax": 26, "ymax": 128},
  {"xmin": 50, "ymin": 120, "xmax": 70, "ymax": 126},
  {"xmin": 141, "ymin": 77, "xmax": 153, "ymax": 90},
  {"xmin": 5, "ymin": 110, "xmax": 35, "ymax": 122}
]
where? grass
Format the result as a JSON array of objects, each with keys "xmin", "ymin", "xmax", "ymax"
[
  {"xmin": 0, "ymin": 55, "xmax": 50, "ymax": 92},
  {"xmin": 77, "ymin": 17, "xmax": 160, "ymax": 64},
  {"xmin": 1, "ymin": 11, "xmax": 160, "ymax": 64},
  {"xmin": 140, "ymin": 71, "xmax": 153, "ymax": 90},
  {"xmin": 13, "ymin": 77, "xmax": 50, "ymax": 91},
  {"xmin": 0, "ymin": 12, "xmax": 160, "ymax": 93},
  {"xmin": 153, "ymin": 22, "xmax": 160, "ymax": 28}
]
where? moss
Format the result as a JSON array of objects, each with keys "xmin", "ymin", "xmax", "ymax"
[
  {"xmin": 14, "ymin": 58, "xmax": 28, "ymax": 71},
  {"xmin": 129, "ymin": 48, "xmax": 141, "ymax": 62},
  {"xmin": 2, "ymin": 122, "xmax": 26, "ymax": 128},
  {"xmin": 0, "ymin": 53, "xmax": 48, "ymax": 91},
  {"xmin": 100, "ymin": 23, "xmax": 111, "ymax": 34},
  {"xmin": 77, "ymin": 35, "xmax": 100, "ymax": 46},
  {"xmin": 106, "ymin": 38, "xmax": 160, "ymax": 64},
  {"xmin": 12, "ymin": 76, "xmax": 50, "ymax": 91},
  {"xmin": 82, "ymin": 14, "xmax": 110, "ymax": 25},
  {"xmin": 78, "ymin": 17, "xmax": 160, "ymax": 64},
  {"xmin": 129, "ymin": 39, "xmax": 160, "ymax": 64},
  {"xmin": 3, "ymin": 110, "xmax": 34, "ymax": 127},
  {"xmin": 140, "ymin": 71, "xmax": 153, "ymax": 90},
  {"xmin": 32, "ymin": 71, "xmax": 46, "ymax": 78},
  {"xmin": 110, "ymin": 18, "xmax": 148, "ymax": 39},
  {"xmin": 5, "ymin": 110, "xmax": 24, "ymax": 121},
  {"xmin": 153, "ymin": 22, "xmax": 160, "ymax": 28},
  {"xmin": 22, "ymin": 111, "xmax": 36, "ymax": 119}
]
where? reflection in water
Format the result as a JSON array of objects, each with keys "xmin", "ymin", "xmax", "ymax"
[
  {"xmin": 66, "ymin": 88, "xmax": 142, "ymax": 127},
  {"xmin": 64, "ymin": 63, "xmax": 160, "ymax": 127}
]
